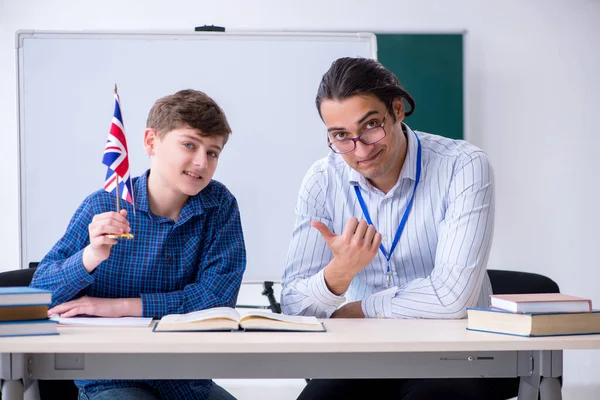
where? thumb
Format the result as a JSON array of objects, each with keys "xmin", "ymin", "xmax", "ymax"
[
  {"xmin": 311, "ymin": 221, "xmax": 336, "ymax": 242},
  {"xmin": 119, "ymin": 209, "xmax": 128, "ymax": 218}
]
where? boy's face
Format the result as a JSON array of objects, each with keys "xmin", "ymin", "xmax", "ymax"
[{"xmin": 144, "ymin": 126, "xmax": 225, "ymax": 198}]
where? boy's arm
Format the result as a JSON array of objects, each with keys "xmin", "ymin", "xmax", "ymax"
[
  {"xmin": 140, "ymin": 196, "xmax": 246, "ymax": 318},
  {"xmin": 30, "ymin": 199, "xmax": 96, "ymax": 307}
]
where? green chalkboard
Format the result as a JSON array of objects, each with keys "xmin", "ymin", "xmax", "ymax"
[{"xmin": 376, "ymin": 33, "xmax": 464, "ymax": 140}]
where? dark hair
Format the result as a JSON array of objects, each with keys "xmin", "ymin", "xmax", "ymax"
[
  {"xmin": 147, "ymin": 89, "xmax": 231, "ymax": 144},
  {"xmin": 316, "ymin": 57, "xmax": 415, "ymax": 122}
]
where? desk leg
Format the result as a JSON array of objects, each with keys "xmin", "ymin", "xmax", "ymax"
[
  {"xmin": 518, "ymin": 350, "xmax": 563, "ymax": 400},
  {"xmin": 2, "ymin": 379, "xmax": 25, "ymax": 400},
  {"xmin": 518, "ymin": 376, "xmax": 539, "ymax": 400},
  {"xmin": 540, "ymin": 377, "xmax": 562, "ymax": 400},
  {"xmin": 2, "ymin": 353, "xmax": 40, "ymax": 400},
  {"xmin": 23, "ymin": 378, "xmax": 40, "ymax": 400}
]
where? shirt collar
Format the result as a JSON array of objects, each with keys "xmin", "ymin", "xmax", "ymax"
[
  {"xmin": 134, "ymin": 170, "xmax": 151, "ymax": 213},
  {"xmin": 134, "ymin": 170, "xmax": 219, "ymax": 222},
  {"xmin": 399, "ymin": 123, "xmax": 419, "ymax": 182},
  {"xmin": 180, "ymin": 181, "xmax": 219, "ymax": 222},
  {"xmin": 348, "ymin": 123, "xmax": 419, "ymax": 189}
]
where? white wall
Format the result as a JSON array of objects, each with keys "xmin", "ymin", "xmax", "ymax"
[{"xmin": 1, "ymin": 0, "xmax": 599, "ymax": 395}]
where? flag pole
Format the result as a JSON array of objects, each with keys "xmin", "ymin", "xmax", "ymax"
[
  {"xmin": 115, "ymin": 174, "xmax": 121, "ymax": 213},
  {"xmin": 113, "ymin": 83, "xmax": 121, "ymax": 213}
]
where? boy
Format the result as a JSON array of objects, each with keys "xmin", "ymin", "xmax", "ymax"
[{"xmin": 31, "ymin": 89, "xmax": 246, "ymax": 400}]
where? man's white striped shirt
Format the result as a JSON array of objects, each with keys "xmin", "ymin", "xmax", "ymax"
[{"xmin": 281, "ymin": 126, "xmax": 494, "ymax": 319}]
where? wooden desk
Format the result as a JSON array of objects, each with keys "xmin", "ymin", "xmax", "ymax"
[{"xmin": 2, "ymin": 319, "xmax": 600, "ymax": 400}]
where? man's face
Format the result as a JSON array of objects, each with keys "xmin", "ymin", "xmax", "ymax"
[
  {"xmin": 145, "ymin": 127, "xmax": 224, "ymax": 198},
  {"xmin": 320, "ymin": 94, "xmax": 406, "ymax": 190}
]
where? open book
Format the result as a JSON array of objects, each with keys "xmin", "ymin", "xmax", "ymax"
[{"xmin": 153, "ymin": 307, "xmax": 325, "ymax": 332}]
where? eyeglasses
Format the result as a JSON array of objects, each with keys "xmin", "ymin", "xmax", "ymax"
[{"xmin": 327, "ymin": 113, "xmax": 388, "ymax": 154}]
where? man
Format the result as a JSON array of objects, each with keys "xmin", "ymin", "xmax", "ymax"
[{"xmin": 281, "ymin": 57, "xmax": 518, "ymax": 399}]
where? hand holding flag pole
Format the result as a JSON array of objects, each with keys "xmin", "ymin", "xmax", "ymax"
[{"xmin": 102, "ymin": 84, "xmax": 134, "ymax": 239}]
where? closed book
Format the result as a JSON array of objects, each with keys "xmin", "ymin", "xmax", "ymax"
[
  {"xmin": 490, "ymin": 293, "xmax": 592, "ymax": 314},
  {"xmin": 0, "ymin": 287, "xmax": 52, "ymax": 306},
  {"xmin": 153, "ymin": 307, "xmax": 326, "ymax": 332},
  {"xmin": 0, "ymin": 304, "xmax": 49, "ymax": 321},
  {"xmin": 0, "ymin": 319, "xmax": 58, "ymax": 337},
  {"xmin": 467, "ymin": 307, "xmax": 600, "ymax": 337}
]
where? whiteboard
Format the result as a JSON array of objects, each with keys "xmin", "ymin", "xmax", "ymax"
[{"xmin": 17, "ymin": 30, "xmax": 376, "ymax": 282}]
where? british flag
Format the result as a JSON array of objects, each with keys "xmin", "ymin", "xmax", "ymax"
[{"xmin": 102, "ymin": 91, "xmax": 135, "ymax": 206}]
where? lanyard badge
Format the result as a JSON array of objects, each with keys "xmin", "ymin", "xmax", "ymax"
[{"xmin": 354, "ymin": 130, "xmax": 422, "ymax": 287}]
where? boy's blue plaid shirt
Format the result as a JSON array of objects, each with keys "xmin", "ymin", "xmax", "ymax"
[{"xmin": 31, "ymin": 170, "xmax": 246, "ymax": 399}]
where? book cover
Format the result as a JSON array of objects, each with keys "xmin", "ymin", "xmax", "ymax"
[
  {"xmin": 467, "ymin": 307, "xmax": 600, "ymax": 337},
  {"xmin": 0, "ymin": 287, "xmax": 52, "ymax": 306},
  {"xmin": 0, "ymin": 319, "xmax": 58, "ymax": 337}
]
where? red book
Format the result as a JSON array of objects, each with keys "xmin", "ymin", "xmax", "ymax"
[{"xmin": 490, "ymin": 293, "xmax": 592, "ymax": 314}]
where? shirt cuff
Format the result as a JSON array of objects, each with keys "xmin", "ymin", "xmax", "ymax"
[
  {"xmin": 141, "ymin": 292, "xmax": 171, "ymax": 318},
  {"xmin": 362, "ymin": 286, "xmax": 397, "ymax": 318},
  {"xmin": 308, "ymin": 269, "xmax": 346, "ymax": 311},
  {"xmin": 63, "ymin": 249, "xmax": 94, "ymax": 288}
]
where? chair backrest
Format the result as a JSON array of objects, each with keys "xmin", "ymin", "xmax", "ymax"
[
  {"xmin": 487, "ymin": 269, "xmax": 560, "ymax": 295},
  {"xmin": 0, "ymin": 267, "xmax": 37, "ymax": 287}
]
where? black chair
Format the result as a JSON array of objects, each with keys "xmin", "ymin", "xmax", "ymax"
[
  {"xmin": 0, "ymin": 268, "xmax": 37, "ymax": 288},
  {"xmin": 487, "ymin": 269, "xmax": 560, "ymax": 296},
  {"xmin": 0, "ymin": 267, "xmax": 79, "ymax": 400}
]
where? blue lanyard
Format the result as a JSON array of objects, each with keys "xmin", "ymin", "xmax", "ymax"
[{"xmin": 353, "ymin": 130, "xmax": 422, "ymax": 286}]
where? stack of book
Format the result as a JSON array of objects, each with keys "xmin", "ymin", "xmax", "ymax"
[
  {"xmin": 467, "ymin": 293, "xmax": 600, "ymax": 337},
  {"xmin": 0, "ymin": 287, "xmax": 58, "ymax": 337}
]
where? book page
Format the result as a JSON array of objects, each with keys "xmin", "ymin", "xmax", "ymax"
[
  {"xmin": 160, "ymin": 307, "xmax": 240, "ymax": 324},
  {"xmin": 49, "ymin": 314, "xmax": 152, "ymax": 327},
  {"xmin": 239, "ymin": 309, "xmax": 319, "ymax": 325}
]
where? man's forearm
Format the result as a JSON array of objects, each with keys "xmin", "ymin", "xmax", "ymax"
[
  {"xmin": 281, "ymin": 269, "xmax": 347, "ymax": 318},
  {"xmin": 323, "ymin": 258, "xmax": 355, "ymax": 295},
  {"xmin": 331, "ymin": 301, "xmax": 365, "ymax": 318}
]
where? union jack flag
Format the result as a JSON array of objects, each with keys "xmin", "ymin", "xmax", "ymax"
[{"xmin": 102, "ymin": 91, "xmax": 135, "ymax": 207}]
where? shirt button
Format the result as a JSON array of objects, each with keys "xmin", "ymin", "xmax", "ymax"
[
  {"xmin": 383, "ymin": 198, "xmax": 388, "ymax": 204},
  {"xmin": 376, "ymin": 312, "xmax": 382, "ymax": 319}
]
